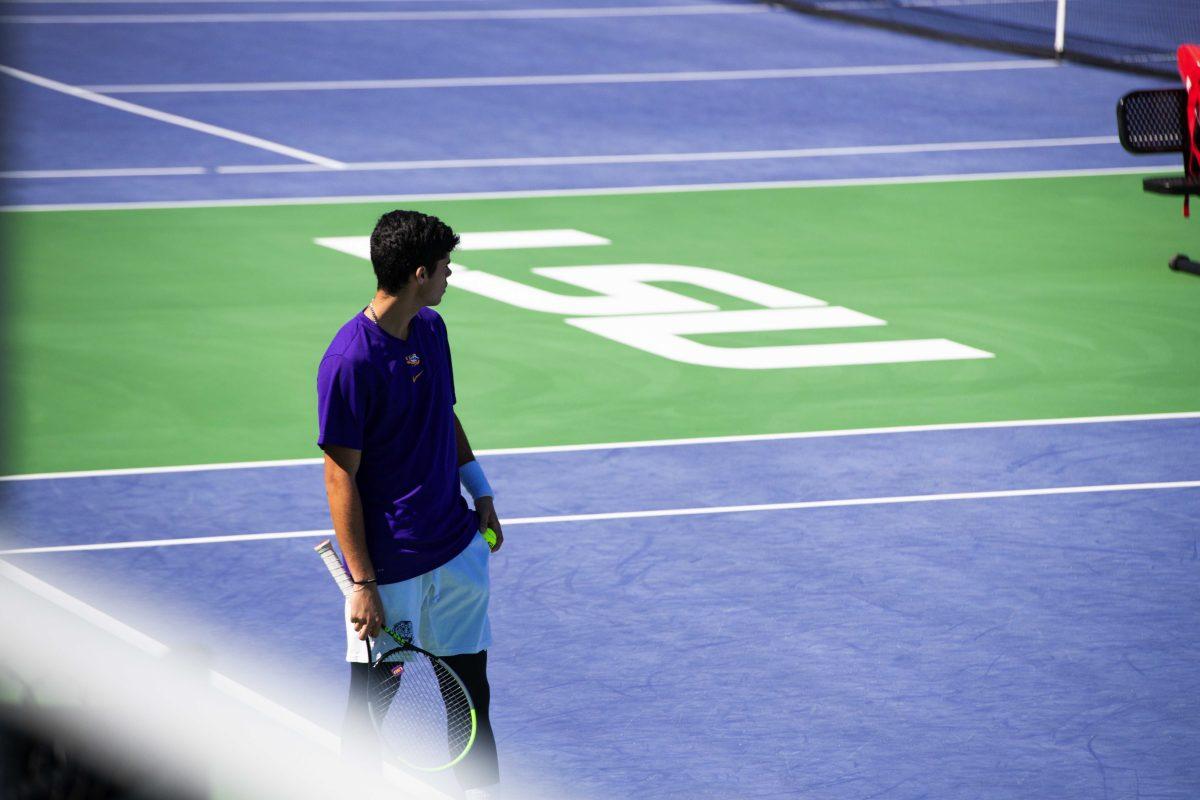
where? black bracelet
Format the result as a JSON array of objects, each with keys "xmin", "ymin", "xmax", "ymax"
[{"xmin": 353, "ymin": 577, "xmax": 378, "ymax": 586}]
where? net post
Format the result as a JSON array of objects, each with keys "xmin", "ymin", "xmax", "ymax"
[{"xmin": 1053, "ymin": 0, "xmax": 1067, "ymax": 56}]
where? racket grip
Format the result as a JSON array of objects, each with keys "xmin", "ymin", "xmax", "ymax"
[{"xmin": 314, "ymin": 539, "xmax": 356, "ymax": 598}]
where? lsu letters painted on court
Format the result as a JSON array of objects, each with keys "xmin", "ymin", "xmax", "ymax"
[{"xmin": 314, "ymin": 229, "xmax": 992, "ymax": 369}]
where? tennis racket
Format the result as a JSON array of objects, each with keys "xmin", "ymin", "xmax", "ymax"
[{"xmin": 314, "ymin": 539, "xmax": 477, "ymax": 772}]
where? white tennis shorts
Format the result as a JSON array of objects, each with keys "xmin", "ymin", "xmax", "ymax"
[{"xmin": 345, "ymin": 531, "xmax": 493, "ymax": 662}]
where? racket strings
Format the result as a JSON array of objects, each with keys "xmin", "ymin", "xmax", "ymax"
[
  {"xmin": 369, "ymin": 652, "xmax": 473, "ymax": 770},
  {"xmin": 431, "ymin": 659, "xmax": 473, "ymax": 754}
]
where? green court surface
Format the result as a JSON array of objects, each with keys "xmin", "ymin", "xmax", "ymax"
[{"xmin": 3, "ymin": 173, "xmax": 1196, "ymax": 475}]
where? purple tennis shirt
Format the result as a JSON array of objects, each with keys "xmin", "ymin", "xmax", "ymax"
[{"xmin": 316, "ymin": 307, "xmax": 478, "ymax": 585}]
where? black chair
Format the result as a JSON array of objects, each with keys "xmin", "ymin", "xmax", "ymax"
[{"xmin": 1117, "ymin": 88, "xmax": 1199, "ymax": 276}]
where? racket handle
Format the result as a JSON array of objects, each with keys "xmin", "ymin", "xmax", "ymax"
[
  {"xmin": 314, "ymin": 539, "xmax": 356, "ymax": 598},
  {"xmin": 315, "ymin": 539, "xmax": 405, "ymax": 650}
]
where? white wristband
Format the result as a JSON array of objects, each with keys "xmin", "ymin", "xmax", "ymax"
[{"xmin": 460, "ymin": 460, "xmax": 493, "ymax": 500}]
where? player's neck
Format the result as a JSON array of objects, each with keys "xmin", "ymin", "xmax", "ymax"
[{"xmin": 367, "ymin": 291, "xmax": 421, "ymax": 341}]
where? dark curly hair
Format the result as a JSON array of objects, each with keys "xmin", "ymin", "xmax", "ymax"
[{"xmin": 369, "ymin": 210, "xmax": 460, "ymax": 294}]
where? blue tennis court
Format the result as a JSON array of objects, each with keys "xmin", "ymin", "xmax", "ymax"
[
  {"xmin": 0, "ymin": 1, "xmax": 1181, "ymax": 206},
  {"xmin": 3, "ymin": 416, "xmax": 1198, "ymax": 797}
]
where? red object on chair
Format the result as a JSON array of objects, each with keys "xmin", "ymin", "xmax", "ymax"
[{"xmin": 1179, "ymin": 44, "xmax": 1200, "ymax": 209}]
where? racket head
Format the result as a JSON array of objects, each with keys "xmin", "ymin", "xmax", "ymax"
[{"xmin": 367, "ymin": 644, "xmax": 477, "ymax": 772}]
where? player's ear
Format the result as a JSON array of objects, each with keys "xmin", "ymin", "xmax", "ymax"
[{"xmin": 415, "ymin": 265, "xmax": 428, "ymax": 284}]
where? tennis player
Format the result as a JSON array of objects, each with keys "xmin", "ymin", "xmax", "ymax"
[{"xmin": 316, "ymin": 210, "xmax": 502, "ymax": 799}]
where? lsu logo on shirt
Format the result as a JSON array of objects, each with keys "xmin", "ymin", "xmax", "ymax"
[{"xmin": 405, "ymin": 353, "xmax": 421, "ymax": 367}]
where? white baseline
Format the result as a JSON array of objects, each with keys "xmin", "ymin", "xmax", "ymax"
[
  {"xmin": 8, "ymin": 0, "xmax": 496, "ymax": 4},
  {"xmin": 2, "ymin": 137, "xmax": 1122, "ymax": 182},
  {"xmin": 85, "ymin": 59, "xmax": 1057, "ymax": 94},
  {"xmin": 1, "ymin": 166, "xmax": 207, "ymax": 179},
  {"xmin": 2, "ymin": 4, "xmax": 769, "ymax": 24},
  {"xmin": 2, "ymin": 480, "xmax": 1197, "ymax": 555},
  {"xmin": 1, "ymin": 411, "xmax": 1198, "ymax": 482},
  {"xmin": 215, "ymin": 136, "xmax": 1120, "ymax": 175},
  {"xmin": 0, "ymin": 165, "xmax": 1178, "ymax": 213}
]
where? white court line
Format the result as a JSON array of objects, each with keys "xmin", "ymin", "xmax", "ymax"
[
  {"xmin": 85, "ymin": 59, "xmax": 1058, "ymax": 94},
  {"xmin": 0, "ymin": 166, "xmax": 207, "ymax": 179},
  {"xmin": 214, "ymin": 136, "xmax": 1120, "ymax": 175},
  {"xmin": 0, "ymin": 559, "xmax": 452, "ymax": 799},
  {"xmin": 3, "ymin": 480, "xmax": 1198, "ymax": 555},
  {"xmin": 1, "ymin": 530, "xmax": 334, "ymax": 554},
  {"xmin": 1, "ymin": 411, "xmax": 1198, "ymax": 482},
  {"xmin": 6, "ymin": 0, "xmax": 496, "ymax": 3},
  {"xmin": 0, "ymin": 65, "xmax": 345, "ymax": 169},
  {"xmin": 0, "ymin": 165, "xmax": 1177, "ymax": 212},
  {"xmin": 1, "ymin": 3, "xmax": 769, "ymax": 23},
  {"xmin": 5, "ymin": 137, "xmax": 1120, "ymax": 182}
]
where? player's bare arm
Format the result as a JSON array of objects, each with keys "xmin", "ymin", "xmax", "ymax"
[
  {"xmin": 322, "ymin": 443, "xmax": 384, "ymax": 638},
  {"xmin": 455, "ymin": 413, "xmax": 503, "ymax": 552}
]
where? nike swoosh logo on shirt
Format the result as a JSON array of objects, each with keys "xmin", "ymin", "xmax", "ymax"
[{"xmin": 412, "ymin": 371, "xmax": 424, "ymax": 383}]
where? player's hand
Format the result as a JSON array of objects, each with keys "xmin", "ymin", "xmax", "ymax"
[
  {"xmin": 349, "ymin": 583, "xmax": 384, "ymax": 640},
  {"xmin": 474, "ymin": 496, "xmax": 504, "ymax": 552}
]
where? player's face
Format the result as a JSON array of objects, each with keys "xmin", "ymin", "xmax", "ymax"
[{"xmin": 422, "ymin": 256, "xmax": 453, "ymax": 306}]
